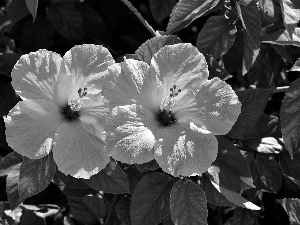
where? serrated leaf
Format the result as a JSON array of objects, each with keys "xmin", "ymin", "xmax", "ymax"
[
  {"xmin": 277, "ymin": 198, "xmax": 300, "ymax": 225},
  {"xmin": 197, "ymin": 16, "xmax": 236, "ymax": 59},
  {"xmin": 279, "ymin": 0, "xmax": 300, "ymax": 38},
  {"xmin": 290, "ymin": 58, "xmax": 300, "ymax": 71},
  {"xmin": 227, "ymin": 88, "xmax": 273, "ymax": 139},
  {"xmin": 25, "ymin": 0, "xmax": 38, "ymax": 21},
  {"xmin": 232, "ymin": 207, "xmax": 256, "ymax": 225},
  {"xmin": 209, "ymin": 136, "xmax": 253, "ymax": 192},
  {"xmin": 202, "ymin": 173, "xmax": 235, "ymax": 207},
  {"xmin": 262, "ymin": 28, "xmax": 300, "ymax": 46},
  {"xmin": 150, "ymin": 0, "xmax": 176, "ymax": 23},
  {"xmin": 131, "ymin": 173, "xmax": 173, "ymax": 225},
  {"xmin": 166, "ymin": 0, "xmax": 221, "ymax": 33},
  {"xmin": 6, "ymin": 163, "xmax": 21, "ymax": 209},
  {"xmin": 46, "ymin": 2, "xmax": 85, "ymax": 40},
  {"xmin": 279, "ymin": 150, "xmax": 300, "ymax": 181},
  {"xmin": 237, "ymin": 0, "xmax": 261, "ymax": 74},
  {"xmin": 115, "ymin": 196, "xmax": 131, "ymax": 225},
  {"xmin": 135, "ymin": 35, "xmax": 181, "ymax": 65},
  {"xmin": 210, "ymin": 179, "xmax": 261, "ymax": 210},
  {"xmin": 85, "ymin": 161, "xmax": 129, "ymax": 194},
  {"xmin": 67, "ymin": 195, "xmax": 99, "ymax": 225},
  {"xmin": 56, "ymin": 171, "xmax": 91, "ymax": 189},
  {"xmin": 6, "ymin": 0, "xmax": 30, "ymax": 24},
  {"xmin": 18, "ymin": 155, "xmax": 56, "ymax": 202},
  {"xmin": 20, "ymin": 209, "xmax": 46, "ymax": 225},
  {"xmin": 0, "ymin": 152, "xmax": 23, "ymax": 177},
  {"xmin": 170, "ymin": 180, "xmax": 208, "ymax": 225},
  {"xmin": 280, "ymin": 78, "xmax": 300, "ymax": 157},
  {"xmin": 250, "ymin": 153, "xmax": 282, "ymax": 193}
]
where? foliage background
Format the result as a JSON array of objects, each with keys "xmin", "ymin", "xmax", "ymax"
[{"xmin": 0, "ymin": 0, "xmax": 300, "ymax": 224}]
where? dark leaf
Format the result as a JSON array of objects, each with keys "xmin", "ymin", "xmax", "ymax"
[
  {"xmin": 85, "ymin": 161, "xmax": 130, "ymax": 194},
  {"xmin": 63, "ymin": 186, "xmax": 97, "ymax": 198},
  {"xmin": 197, "ymin": 16, "xmax": 236, "ymax": 59},
  {"xmin": 170, "ymin": 180, "xmax": 208, "ymax": 225},
  {"xmin": 283, "ymin": 175, "xmax": 300, "ymax": 191},
  {"xmin": 209, "ymin": 136, "xmax": 254, "ymax": 192},
  {"xmin": 237, "ymin": 0, "xmax": 261, "ymax": 74},
  {"xmin": 0, "ymin": 151, "xmax": 23, "ymax": 177},
  {"xmin": 6, "ymin": 163, "xmax": 21, "ymax": 209},
  {"xmin": 277, "ymin": 198, "xmax": 300, "ymax": 225},
  {"xmin": 135, "ymin": 35, "xmax": 181, "ymax": 65},
  {"xmin": 82, "ymin": 194, "xmax": 107, "ymax": 219},
  {"xmin": 115, "ymin": 196, "xmax": 131, "ymax": 225},
  {"xmin": 290, "ymin": 58, "xmax": 300, "ymax": 71},
  {"xmin": 6, "ymin": 0, "xmax": 30, "ymax": 24},
  {"xmin": 46, "ymin": 2, "xmax": 85, "ymax": 40},
  {"xmin": 166, "ymin": 0, "xmax": 221, "ymax": 33},
  {"xmin": 20, "ymin": 209, "xmax": 46, "ymax": 225},
  {"xmin": 279, "ymin": 0, "xmax": 300, "ymax": 38},
  {"xmin": 232, "ymin": 207, "xmax": 257, "ymax": 225},
  {"xmin": 250, "ymin": 153, "xmax": 283, "ymax": 193},
  {"xmin": 24, "ymin": 0, "xmax": 38, "ymax": 22},
  {"xmin": 135, "ymin": 159, "xmax": 160, "ymax": 173},
  {"xmin": 163, "ymin": 214, "xmax": 174, "ymax": 225},
  {"xmin": 0, "ymin": 83, "xmax": 20, "ymax": 117},
  {"xmin": 259, "ymin": 0, "xmax": 281, "ymax": 23},
  {"xmin": 279, "ymin": 150, "xmax": 300, "ymax": 181},
  {"xmin": 0, "ymin": 53, "xmax": 22, "ymax": 78},
  {"xmin": 262, "ymin": 28, "xmax": 300, "ymax": 47},
  {"xmin": 131, "ymin": 172, "xmax": 173, "ymax": 225},
  {"xmin": 243, "ymin": 137, "xmax": 283, "ymax": 154},
  {"xmin": 56, "ymin": 171, "xmax": 91, "ymax": 189},
  {"xmin": 280, "ymin": 77, "xmax": 300, "ymax": 157},
  {"xmin": 150, "ymin": 0, "xmax": 176, "ymax": 23},
  {"xmin": 18, "ymin": 155, "xmax": 57, "ymax": 202},
  {"xmin": 227, "ymin": 88, "xmax": 273, "ymax": 139},
  {"xmin": 203, "ymin": 53, "xmax": 232, "ymax": 80}
]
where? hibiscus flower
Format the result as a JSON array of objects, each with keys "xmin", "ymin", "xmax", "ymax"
[
  {"xmin": 102, "ymin": 43, "xmax": 241, "ymax": 177},
  {"xmin": 5, "ymin": 44, "xmax": 114, "ymax": 179}
]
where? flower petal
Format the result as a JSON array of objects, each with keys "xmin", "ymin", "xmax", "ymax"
[
  {"xmin": 154, "ymin": 123, "xmax": 218, "ymax": 177},
  {"xmin": 11, "ymin": 50, "xmax": 63, "ymax": 101},
  {"xmin": 52, "ymin": 121, "xmax": 110, "ymax": 179},
  {"xmin": 5, "ymin": 99, "xmax": 62, "ymax": 159},
  {"xmin": 102, "ymin": 58, "xmax": 160, "ymax": 110},
  {"xmin": 149, "ymin": 43, "xmax": 209, "ymax": 93},
  {"xmin": 80, "ymin": 96, "xmax": 109, "ymax": 141},
  {"xmin": 105, "ymin": 104, "xmax": 160, "ymax": 164}
]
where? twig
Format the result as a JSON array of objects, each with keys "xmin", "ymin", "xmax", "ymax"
[
  {"xmin": 273, "ymin": 86, "xmax": 289, "ymax": 93},
  {"xmin": 120, "ymin": 0, "xmax": 157, "ymax": 37}
]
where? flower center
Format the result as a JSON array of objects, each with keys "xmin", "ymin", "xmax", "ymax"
[
  {"xmin": 61, "ymin": 87, "xmax": 87, "ymax": 122},
  {"xmin": 157, "ymin": 85, "xmax": 181, "ymax": 126}
]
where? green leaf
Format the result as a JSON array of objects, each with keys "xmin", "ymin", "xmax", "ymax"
[
  {"xmin": 6, "ymin": 163, "xmax": 21, "ymax": 209},
  {"xmin": 46, "ymin": 2, "xmax": 85, "ymax": 40},
  {"xmin": 237, "ymin": 0, "xmax": 261, "ymax": 74},
  {"xmin": 135, "ymin": 159, "xmax": 160, "ymax": 173},
  {"xmin": 135, "ymin": 35, "xmax": 181, "ymax": 65},
  {"xmin": 115, "ymin": 196, "xmax": 131, "ymax": 225},
  {"xmin": 243, "ymin": 137, "xmax": 283, "ymax": 154},
  {"xmin": 277, "ymin": 198, "xmax": 300, "ymax": 225},
  {"xmin": 203, "ymin": 53, "xmax": 232, "ymax": 80},
  {"xmin": 56, "ymin": 171, "xmax": 91, "ymax": 189},
  {"xmin": 63, "ymin": 186, "xmax": 97, "ymax": 197},
  {"xmin": 259, "ymin": 0, "xmax": 280, "ymax": 23},
  {"xmin": 0, "ymin": 152, "xmax": 23, "ymax": 177},
  {"xmin": 150, "ymin": 0, "xmax": 176, "ymax": 23},
  {"xmin": 279, "ymin": 150, "xmax": 300, "ymax": 182},
  {"xmin": 166, "ymin": 0, "xmax": 221, "ymax": 33},
  {"xmin": 68, "ymin": 194, "xmax": 105, "ymax": 225},
  {"xmin": 262, "ymin": 28, "xmax": 300, "ymax": 47},
  {"xmin": 232, "ymin": 207, "xmax": 257, "ymax": 225},
  {"xmin": 170, "ymin": 180, "xmax": 208, "ymax": 225},
  {"xmin": 18, "ymin": 155, "xmax": 56, "ymax": 202},
  {"xmin": 6, "ymin": 0, "xmax": 30, "ymax": 24},
  {"xmin": 197, "ymin": 16, "xmax": 236, "ymax": 59},
  {"xmin": 250, "ymin": 153, "xmax": 283, "ymax": 193},
  {"xmin": 20, "ymin": 209, "xmax": 46, "ymax": 225},
  {"xmin": 280, "ymin": 77, "xmax": 300, "ymax": 157},
  {"xmin": 0, "ymin": 83, "xmax": 20, "ymax": 117},
  {"xmin": 279, "ymin": 0, "xmax": 300, "ymax": 38},
  {"xmin": 131, "ymin": 172, "xmax": 173, "ymax": 225},
  {"xmin": 0, "ymin": 53, "xmax": 22, "ymax": 78},
  {"xmin": 21, "ymin": 16, "xmax": 55, "ymax": 53},
  {"xmin": 163, "ymin": 214, "xmax": 175, "ymax": 225},
  {"xmin": 227, "ymin": 88, "xmax": 273, "ymax": 139},
  {"xmin": 209, "ymin": 136, "xmax": 253, "ymax": 192},
  {"xmin": 290, "ymin": 58, "xmax": 300, "ymax": 71},
  {"xmin": 24, "ymin": 0, "xmax": 38, "ymax": 22},
  {"xmin": 85, "ymin": 161, "xmax": 129, "ymax": 194}
]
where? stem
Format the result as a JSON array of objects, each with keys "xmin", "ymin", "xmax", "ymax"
[
  {"xmin": 273, "ymin": 86, "xmax": 289, "ymax": 93},
  {"xmin": 120, "ymin": 0, "xmax": 157, "ymax": 37}
]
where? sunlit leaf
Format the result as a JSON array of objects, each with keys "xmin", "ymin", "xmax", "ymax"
[
  {"xmin": 170, "ymin": 180, "xmax": 208, "ymax": 225},
  {"xmin": 290, "ymin": 58, "xmax": 300, "ymax": 71},
  {"xmin": 237, "ymin": 0, "xmax": 261, "ymax": 74},
  {"xmin": 277, "ymin": 198, "xmax": 300, "ymax": 225},
  {"xmin": 279, "ymin": 0, "xmax": 300, "ymax": 38},
  {"xmin": 197, "ymin": 16, "xmax": 236, "ymax": 59},
  {"xmin": 131, "ymin": 173, "xmax": 173, "ymax": 225},
  {"xmin": 19, "ymin": 155, "xmax": 56, "ymax": 202},
  {"xmin": 166, "ymin": 0, "xmax": 221, "ymax": 33},
  {"xmin": 280, "ymin": 77, "xmax": 300, "ymax": 157},
  {"xmin": 243, "ymin": 137, "xmax": 283, "ymax": 154}
]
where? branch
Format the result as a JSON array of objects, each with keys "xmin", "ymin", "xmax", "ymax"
[{"xmin": 120, "ymin": 0, "xmax": 157, "ymax": 37}]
